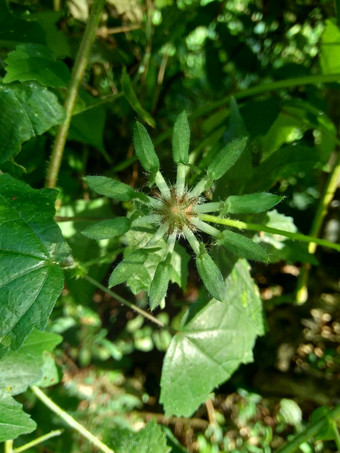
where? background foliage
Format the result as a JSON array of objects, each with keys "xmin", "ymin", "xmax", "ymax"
[{"xmin": 0, "ymin": 0, "xmax": 339, "ymax": 452}]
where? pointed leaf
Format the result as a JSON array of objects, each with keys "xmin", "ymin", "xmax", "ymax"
[
  {"xmin": 160, "ymin": 260, "xmax": 264, "ymax": 417},
  {"xmin": 133, "ymin": 122, "xmax": 160, "ymax": 174},
  {"xmin": 4, "ymin": 43, "xmax": 71, "ymax": 87},
  {"xmin": 0, "ymin": 174, "xmax": 69, "ymax": 355},
  {"xmin": 149, "ymin": 259, "xmax": 172, "ymax": 310},
  {"xmin": 225, "ymin": 193, "xmax": 284, "ymax": 214},
  {"xmin": 0, "ymin": 397, "xmax": 36, "ymax": 442},
  {"xmin": 0, "ymin": 81, "xmax": 65, "ymax": 164},
  {"xmin": 219, "ymin": 230, "xmax": 269, "ymax": 262},
  {"xmin": 82, "ymin": 218, "xmax": 130, "ymax": 240},
  {"xmin": 109, "ymin": 250, "xmax": 149, "ymax": 287},
  {"xmin": 0, "ymin": 329, "xmax": 62, "ymax": 399},
  {"xmin": 121, "ymin": 67, "xmax": 155, "ymax": 127},
  {"xmin": 83, "ymin": 175, "xmax": 148, "ymax": 202},
  {"xmin": 172, "ymin": 111, "xmax": 190, "ymax": 164},
  {"xmin": 196, "ymin": 248, "xmax": 225, "ymax": 301},
  {"xmin": 207, "ymin": 136, "xmax": 248, "ymax": 180}
]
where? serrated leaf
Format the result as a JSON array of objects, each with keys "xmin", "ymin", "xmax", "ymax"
[
  {"xmin": 121, "ymin": 67, "xmax": 155, "ymax": 127},
  {"xmin": 207, "ymin": 136, "xmax": 248, "ymax": 180},
  {"xmin": 196, "ymin": 249, "xmax": 225, "ymax": 301},
  {"xmin": 225, "ymin": 193, "xmax": 284, "ymax": 214},
  {"xmin": 133, "ymin": 122, "xmax": 160, "ymax": 173},
  {"xmin": 149, "ymin": 259, "xmax": 172, "ymax": 310},
  {"xmin": 0, "ymin": 396, "xmax": 36, "ymax": 442},
  {"xmin": 0, "ymin": 81, "xmax": 65, "ymax": 164},
  {"xmin": 172, "ymin": 111, "xmax": 190, "ymax": 164},
  {"xmin": 4, "ymin": 43, "xmax": 70, "ymax": 87},
  {"xmin": 82, "ymin": 218, "xmax": 130, "ymax": 240},
  {"xmin": 0, "ymin": 329, "xmax": 62, "ymax": 398},
  {"xmin": 0, "ymin": 174, "xmax": 69, "ymax": 355},
  {"xmin": 219, "ymin": 230, "xmax": 269, "ymax": 262},
  {"xmin": 84, "ymin": 175, "xmax": 148, "ymax": 202},
  {"xmin": 160, "ymin": 259, "xmax": 264, "ymax": 417},
  {"xmin": 110, "ymin": 420, "xmax": 171, "ymax": 453}
]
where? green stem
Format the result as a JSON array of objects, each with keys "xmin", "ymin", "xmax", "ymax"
[
  {"xmin": 193, "ymin": 73, "xmax": 340, "ymax": 118},
  {"xmin": 296, "ymin": 156, "xmax": 340, "ymax": 303},
  {"xmin": 276, "ymin": 405, "xmax": 340, "ymax": 453},
  {"xmin": 4, "ymin": 440, "xmax": 13, "ymax": 453},
  {"xmin": 155, "ymin": 171, "xmax": 170, "ymax": 199},
  {"xmin": 176, "ymin": 164, "xmax": 187, "ymax": 197},
  {"xmin": 14, "ymin": 430, "xmax": 63, "ymax": 453},
  {"xmin": 31, "ymin": 386, "xmax": 114, "ymax": 453},
  {"xmin": 199, "ymin": 214, "xmax": 340, "ymax": 252},
  {"xmin": 330, "ymin": 420, "xmax": 340, "ymax": 451},
  {"xmin": 45, "ymin": 0, "xmax": 106, "ymax": 189},
  {"xmin": 83, "ymin": 274, "xmax": 171, "ymax": 330}
]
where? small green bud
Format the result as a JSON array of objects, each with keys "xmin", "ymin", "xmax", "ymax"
[
  {"xmin": 172, "ymin": 111, "xmax": 190, "ymax": 164},
  {"xmin": 196, "ymin": 246, "xmax": 225, "ymax": 301},
  {"xmin": 149, "ymin": 257, "xmax": 172, "ymax": 310},
  {"xmin": 207, "ymin": 136, "xmax": 247, "ymax": 181},
  {"xmin": 133, "ymin": 122, "xmax": 160, "ymax": 173}
]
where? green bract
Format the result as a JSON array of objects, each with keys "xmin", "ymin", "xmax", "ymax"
[{"xmin": 84, "ymin": 113, "xmax": 280, "ymax": 308}]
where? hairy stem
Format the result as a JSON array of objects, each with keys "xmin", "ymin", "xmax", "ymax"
[
  {"xmin": 199, "ymin": 214, "xmax": 340, "ymax": 252},
  {"xmin": 83, "ymin": 274, "xmax": 172, "ymax": 330},
  {"xmin": 296, "ymin": 156, "xmax": 340, "ymax": 303},
  {"xmin": 31, "ymin": 387, "xmax": 114, "ymax": 453},
  {"xmin": 45, "ymin": 0, "xmax": 106, "ymax": 189},
  {"xmin": 276, "ymin": 405, "xmax": 340, "ymax": 453},
  {"xmin": 14, "ymin": 430, "xmax": 63, "ymax": 453}
]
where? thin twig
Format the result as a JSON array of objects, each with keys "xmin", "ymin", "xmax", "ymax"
[
  {"xmin": 31, "ymin": 386, "xmax": 114, "ymax": 453},
  {"xmin": 14, "ymin": 430, "xmax": 63, "ymax": 453},
  {"xmin": 45, "ymin": 0, "xmax": 106, "ymax": 189}
]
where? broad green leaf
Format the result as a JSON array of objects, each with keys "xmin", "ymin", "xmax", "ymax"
[
  {"xmin": 4, "ymin": 43, "xmax": 70, "ymax": 87},
  {"xmin": 310, "ymin": 407, "xmax": 335, "ymax": 441},
  {"xmin": 196, "ymin": 247, "xmax": 225, "ymax": 301},
  {"xmin": 0, "ymin": 396, "xmax": 36, "ymax": 442},
  {"xmin": 110, "ymin": 420, "xmax": 171, "ymax": 453},
  {"xmin": 82, "ymin": 218, "xmax": 130, "ymax": 240},
  {"xmin": 219, "ymin": 230, "xmax": 269, "ymax": 262},
  {"xmin": 207, "ymin": 136, "xmax": 248, "ymax": 180},
  {"xmin": 121, "ymin": 67, "xmax": 155, "ymax": 127},
  {"xmin": 133, "ymin": 122, "xmax": 160, "ymax": 173},
  {"xmin": 172, "ymin": 111, "xmax": 190, "ymax": 164},
  {"xmin": 149, "ymin": 258, "xmax": 172, "ymax": 310},
  {"xmin": 0, "ymin": 81, "xmax": 65, "ymax": 164},
  {"xmin": 0, "ymin": 0, "xmax": 46, "ymax": 47},
  {"xmin": 320, "ymin": 19, "xmax": 340, "ymax": 74},
  {"xmin": 160, "ymin": 259, "xmax": 264, "ymax": 417},
  {"xmin": 84, "ymin": 175, "xmax": 148, "ymax": 202},
  {"xmin": 0, "ymin": 174, "xmax": 69, "ymax": 355},
  {"xmin": 0, "ymin": 329, "xmax": 62, "ymax": 398},
  {"xmin": 225, "ymin": 193, "xmax": 283, "ymax": 214}
]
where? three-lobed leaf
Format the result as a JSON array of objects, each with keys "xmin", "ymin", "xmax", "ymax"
[
  {"xmin": 0, "ymin": 174, "xmax": 69, "ymax": 356},
  {"xmin": 160, "ymin": 259, "xmax": 264, "ymax": 417}
]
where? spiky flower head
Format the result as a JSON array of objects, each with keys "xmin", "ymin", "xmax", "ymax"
[{"xmin": 83, "ymin": 112, "xmax": 283, "ymax": 310}]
